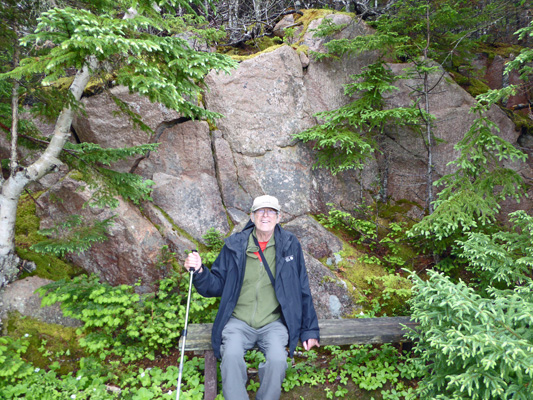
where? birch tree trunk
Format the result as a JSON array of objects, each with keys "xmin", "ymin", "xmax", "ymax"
[
  {"xmin": 228, "ymin": 0, "xmax": 240, "ymax": 42},
  {"xmin": 0, "ymin": 62, "xmax": 93, "ymax": 288},
  {"xmin": 252, "ymin": 0, "xmax": 262, "ymax": 21}
]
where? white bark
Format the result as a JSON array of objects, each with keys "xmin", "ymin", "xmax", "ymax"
[
  {"xmin": 252, "ymin": 0, "xmax": 262, "ymax": 21},
  {"xmin": 0, "ymin": 60, "xmax": 93, "ymax": 288},
  {"xmin": 10, "ymin": 83, "xmax": 19, "ymax": 174},
  {"xmin": 228, "ymin": 0, "xmax": 240, "ymax": 42}
]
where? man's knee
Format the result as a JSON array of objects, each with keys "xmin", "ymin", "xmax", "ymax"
[
  {"xmin": 270, "ymin": 355, "xmax": 289, "ymax": 372},
  {"xmin": 264, "ymin": 346, "xmax": 288, "ymax": 369},
  {"xmin": 221, "ymin": 344, "xmax": 246, "ymax": 364}
]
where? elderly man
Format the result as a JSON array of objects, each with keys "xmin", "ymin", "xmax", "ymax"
[{"xmin": 185, "ymin": 195, "xmax": 320, "ymax": 400}]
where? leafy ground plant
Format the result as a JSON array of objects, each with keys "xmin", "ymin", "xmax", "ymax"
[
  {"xmin": 281, "ymin": 344, "xmax": 424, "ymax": 399},
  {"xmin": 0, "ymin": 351, "xmax": 207, "ymax": 399},
  {"xmin": 36, "ymin": 272, "xmax": 217, "ymax": 362}
]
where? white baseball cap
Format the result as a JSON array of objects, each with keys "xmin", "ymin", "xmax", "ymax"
[{"xmin": 251, "ymin": 195, "xmax": 281, "ymax": 212}]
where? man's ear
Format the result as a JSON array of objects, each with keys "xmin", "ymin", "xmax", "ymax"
[{"xmin": 250, "ymin": 213, "xmax": 255, "ymax": 223}]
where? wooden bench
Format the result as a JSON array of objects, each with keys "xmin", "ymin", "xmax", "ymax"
[{"xmin": 179, "ymin": 317, "xmax": 417, "ymax": 400}]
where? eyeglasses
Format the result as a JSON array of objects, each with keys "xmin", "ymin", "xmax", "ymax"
[{"xmin": 254, "ymin": 209, "xmax": 278, "ymax": 216}]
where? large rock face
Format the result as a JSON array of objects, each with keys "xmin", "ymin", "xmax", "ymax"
[
  {"xmin": 36, "ymin": 175, "xmax": 169, "ymax": 288},
  {"xmin": 3, "ymin": 12, "xmax": 532, "ymax": 321},
  {"xmin": 136, "ymin": 120, "xmax": 229, "ymax": 241},
  {"xmin": 72, "ymin": 85, "xmax": 180, "ymax": 172},
  {"xmin": 381, "ymin": 63, "xmax": 511, "ymax": 204},
  {"xmin": 204, "ymin": 43, "xmax": 366, "ymax": 222},
  {"xmin": 381, "ymin": 62, "xmax": 532, "ymax": 216}
]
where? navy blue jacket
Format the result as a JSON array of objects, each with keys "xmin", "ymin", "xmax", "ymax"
[{"xmin": 192, "ymin": 220, "xmax": 320, "ymax": 359}]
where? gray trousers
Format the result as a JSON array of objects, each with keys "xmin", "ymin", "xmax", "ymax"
[{"xmin": 220, "ymin": 317, "xmax": 289, "ymax": 400}]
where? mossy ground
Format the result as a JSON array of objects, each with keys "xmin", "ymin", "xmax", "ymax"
[
  {"xmin": 4, "ymin": 311, "xmax": 86, "ymax": 376},
  {"xmin": 15, "ymin": 192, "xmax": 85, "ymax": 281},
  {"xmin": 333, "ymin": 242, "xmax": 412, "ymax": 316},
  {"xmin": 314, "ymin": 199, "xmax": 423, "ymax": 317}
]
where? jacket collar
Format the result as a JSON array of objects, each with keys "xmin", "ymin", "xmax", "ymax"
[
  {"xmin": 224, "ymin": 220, "xmax": 292, "ymax": 255},
  {"xmin": 224, "ymin": 219, "xmax": 255, "ymax": 254}
]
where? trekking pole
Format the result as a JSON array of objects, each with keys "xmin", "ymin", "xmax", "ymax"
[{"xmin": 176, "ymin": 250, "xmax": 197, "ymax": 400}]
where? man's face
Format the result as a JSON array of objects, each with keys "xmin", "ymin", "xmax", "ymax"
[{"xmin": 251, "ymin": 208, "xmax": 279, "ymax": 235}]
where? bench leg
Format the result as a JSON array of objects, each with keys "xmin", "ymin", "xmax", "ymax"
[{"xmin": 204, "ymin": 350, "xmax": 217, "ymax": 400}]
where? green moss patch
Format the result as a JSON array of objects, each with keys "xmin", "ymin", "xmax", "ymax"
[
  {"xmin": 225, "ymin": 44, "xmax": 285, "ymax": 61},
  {"xmin": 15, "ymin": 193, "xmax": 85, "ymax": 281},
  {"xmin": 293, "ymin": 9, "xmax": 354, "ymax": 45},
  {"xmin": 338, "ymin": 244, "xmax": 412, "ymax": 316},
  {"xmin": 337, "ymin": 242, "xmax": 387, "ymax": 290},
  {"xmin": 448, "ymin": 70, "xmax": 491, "ymax": 98},
  {"xmin": 4, "ymin": 311, "xmax": 86, "ymax": 376},
  {"xmin": 503, "ymin": 107, "xmax": 533, "ymax": 135},
  {"xmin": 52, "ymin": 74, "xmax": 113, "ymax": 96},
  {"xmin": 478, "ymin": 42, "xmax": 524, "ymax": 62},
  {"xmin": 218, "ymin": 9, "xmax": 351, "ymax": 61},
  {"xmin": 313, "ymin": 199, "xmax": 418, "ymax": 316}
]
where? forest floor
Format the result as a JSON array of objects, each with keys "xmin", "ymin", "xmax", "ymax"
[{"xmin": 136, "ymin": 344, "xmax": 415, "ymax": 399}]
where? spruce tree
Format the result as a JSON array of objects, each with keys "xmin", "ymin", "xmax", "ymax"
[{"xmin": 408, "ymin": 210, "xmax": 533, "ymax": 400}]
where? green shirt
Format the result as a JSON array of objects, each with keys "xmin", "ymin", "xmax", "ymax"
[{"xmin": 232, "ymin": 229, "xmax": 281, "ymax": 328}]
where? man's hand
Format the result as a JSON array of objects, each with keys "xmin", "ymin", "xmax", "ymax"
[
  {"xmin": 303, "ymin": 338, "xmax": 320, "ymax": 351},
  {"xmin": 184, "ymin": 251, "xmax": 203, "ymax": 273}
]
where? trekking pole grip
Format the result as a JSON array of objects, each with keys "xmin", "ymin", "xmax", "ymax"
[{"xmin": 189, "ymin": 249, "xmax": 198, "ymax": 272}]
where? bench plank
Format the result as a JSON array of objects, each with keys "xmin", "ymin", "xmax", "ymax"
[{"xmin": 180, "ymin": 317, "xmax": 416, "ymax": 351}]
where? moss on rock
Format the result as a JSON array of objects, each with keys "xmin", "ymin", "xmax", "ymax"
[
  {"xmin": 218, "ymin": 9, "xmax": 351, "ymax": 61},
  {"xmin": 15, "ymin": 193, "xmax": 85, "ymax": 281},
  {"xmin": 449, "ymin": 70, "xmax": 491, "ymax": 98}
]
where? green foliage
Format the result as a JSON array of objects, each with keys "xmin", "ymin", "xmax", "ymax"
[
  {"xmin": 200, "ymin": 227, "xmax": 225, "ymax": 267},
  {"xmin": 295, "ymin": 62, "xmax": 421, "ymax": 175},
  {"xmin": 505, "ymin": 21, "xmax": 533, "ymax": 79},
  {"xmin": 36, "ymin": 273, "xmax": 217, "ymax": 363},
  {"xmin": 0, "ymin": 309, "xmax": 424, "ymax": 399},
  {"xmin": 408, "ymin": 212, "xmax": 533, "ymax": 399},
  {"xmin": 1, "ymin": 5, "xmax": 236, "ymax": 121},
  {"xmin": 408, "ymin": 110, "xmax": 527, "ymax": 254},
  {"xmin": 373, "ymin": 0, "xmax": 510, "ymax": 66},
  {"xmin": 315, "ymin": 27, "xmax": 409, "ymax": 61},
  {"xmin": 31, "ymin": 214, "xmax": 114, "ymax": 257},
  {"xmin": 15, "ymin": 193, "xmax": 85, "ymax": 280},
  {"xmin": 64, "ymin": 141, "xmax": 159, "ymax": 167},
  {"xmin": 328, "ymin": 344, "xmax": 403, "ymax": 391},
  {"xmin": 317, "ymin": 205, "xmax": 377, "ymax": 247},
  {"xmin": 94, "ymin": 168, "xmax": 155, "ymax": 207},
  {"xmin": 409, "ymin": 272, "xmax": 533, "ymax": 399},
  {"xmin": 283, "ymin": 27, "xmax": 296, "ymax": 45},
  {"xmin": 119, "ymin": 360, "xmax": 206, "ymax": 399},
  {"xmin": 0, "ymin": 355, "xmax": 206, "ymax": 399},
  {"xmin": 283, "ymin": 344, "xmax": 424, "ymax": 398},
  {"xmin": 58, "ymin": 142, "xmax": 161, "ymax": 208},
  {"xmin": 461, "ymin": 210, "xmax": 533, "ymax": 288},
  {"xmin": 0, "ymin": 336, "xmax": 33, "ymax": 385},
  {"xmin": 310, "ymin": 17, "xmax": 348, "ymax": 40}
]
